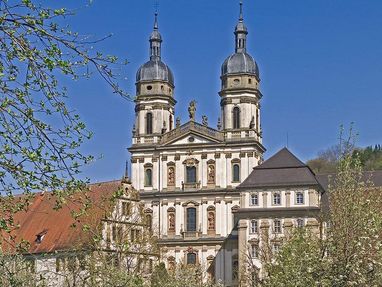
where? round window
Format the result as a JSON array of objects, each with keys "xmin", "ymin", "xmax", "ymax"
[
  {"xmin": 188, "ymin": 136, "xmax": 195, "ymax": 142},
  {"xmin": 147, "ymin": 85, "xmax": 152, "ymax": 90}
]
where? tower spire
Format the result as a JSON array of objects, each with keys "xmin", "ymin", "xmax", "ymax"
[
  {"xmin": 239, "ymin": 0, "xmax": 243, "ymax": 22},
  {"xmin": 149, "ymin": 12, "xmax": 162, "ymax": 61},
  {"xmin": 234, "ymin": 0, "xmax": 248, "ymax": 53}
]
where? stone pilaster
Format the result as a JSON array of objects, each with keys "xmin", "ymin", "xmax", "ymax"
[{"xmin": 237, "ymin": 219, "xmax": 248, "ymax": 285}]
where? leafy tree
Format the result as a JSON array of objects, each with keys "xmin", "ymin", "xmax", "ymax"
[
  {"xmin": 150, "ymin": 262, "xmax": 222, "ymax": 287},
  {"xmin": 262, "ymin": 229, "xmax": 323, "ymax": 287},
  {"xmin": 0, "ymin": 0, "xmax": 127, "ymax": 235},
  {"xmin": 263, "ymin": 130, "xmax": 382, "ymax": 286}
]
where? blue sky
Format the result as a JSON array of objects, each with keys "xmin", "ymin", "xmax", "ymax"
[{"xmin": 58, "ymin": 0, "xmax": 382, "ymax": 182}]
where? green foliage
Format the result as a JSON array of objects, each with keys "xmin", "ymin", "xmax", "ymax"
[
  {"xmin": 308, "ymin": 144, "xmax": 382, "ymax": 173},
  {"xmin": 264, "ymin": 130, "xmax": 382, "ymax": 286},
  {"xmin": 150, "ymin": 263, "xmax": 221, "ymax": 287},
  {"xmin": 0, "ymin": 0, "xmax": 128, "ymax": 236}
]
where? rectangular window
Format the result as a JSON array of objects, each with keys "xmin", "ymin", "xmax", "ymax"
[
  {"xmin": 273, "ymin": 193, "xmax": 281, "ymax": 205},
  {"xmin": 186, "ymin": 166, "xmax": 197, "ymax": 183},
  {"xmin": 296, "ymin": 192, "xmax": 304, "ymax": 204},
  {"xmin": 274, "ymin": 219, "xmax": 282, "ymax": 234},
  {"xmin": 250, "ymin": 220, "xmax": 258, "ymax": 234},
  {"xmin": 250, "ymin": 194, "xmax": 258, "ymax": 206}
]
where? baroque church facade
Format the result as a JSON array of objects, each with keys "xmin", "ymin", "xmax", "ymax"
[{"xmin": 127, "ymin": 3, "xmax": 320, "ymax": 285}]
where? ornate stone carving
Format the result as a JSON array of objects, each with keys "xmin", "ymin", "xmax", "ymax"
[
  {"xmin": 217, "ymin": 117, "xmax": 222, "ymax": 130},
  {"xmin": 207, "ymin": 211, "xmax": 215, "ymax": 231},
  {"xmin": 207, "ymin": 164, "xmax": 215, "ymax": 184},
  {"xmin": 168, "ymin": 213, "xmax": 175, "ymax": 231},
  {"xmin": 202, "ymin": 115, "xmax": 208, "ymax": 126},
  {"xmin": 168, "ymin": 166, "xmax": 175, "ymax": 186}
]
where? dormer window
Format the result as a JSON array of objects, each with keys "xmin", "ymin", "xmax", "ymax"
[{"xmin": 35, "ymin": 229, "xmax": 48, "ymax": 244}]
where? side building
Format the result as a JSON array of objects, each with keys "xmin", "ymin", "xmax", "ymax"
[{"xmin": 1, "ymin": 179, "xmax": 156, "ymax": 286}]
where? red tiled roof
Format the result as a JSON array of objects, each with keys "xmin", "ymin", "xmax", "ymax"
[{"xmin": 1, "ymin": 180, "xmax": 126, "ymax": 254}]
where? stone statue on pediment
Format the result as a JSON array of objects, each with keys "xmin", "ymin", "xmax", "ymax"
[{"xmin": 188, "ymin": 100, "xmax": 197, "ymax": 121}]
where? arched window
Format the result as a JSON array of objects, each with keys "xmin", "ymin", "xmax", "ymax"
[
  {"xmin": 146, "ymin": 112, "xmax": 153, "ymax": 134},
  {"xmin": 187, "ymin": 252, "xmax": 197, "ymax": 265},
  {"xmin": 186, "ymin": 207, "xmax": 197, "ymax": 232},
  {"xmin": 233, "ymin": 107, "xmax": 240, "ymax": 129},
  {"xmin": 296, "ymin": 192, "xmax": 304, "ymax": 204},
  {"xmin": 186, "ymin": 166, "xmax": 196, "ymax": 183},
  {"xmin": 232, "ymin": 164, "xmax": 240, "ymax": 182},
  {"xmin": 145, "ymin": 168, "xmax": 152, "ymax": 186},
  {"xmin": 250, "ymin": 193, "xmax": 258, "ymax": 206}
]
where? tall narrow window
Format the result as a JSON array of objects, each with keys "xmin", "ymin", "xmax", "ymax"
[
  {"xmin": 187, "ymin": 252, "xmax": 197, "ymax": 265},
  {"xmin": 256, "ymin": 109, "xmax": 259, "ymax": 131},
  {"xmin": 145, "ymin": 168, "xmax": 152, "ymax": 186},
  {"xmin": 146, "ymin": 112, "xmax": 153, "ymax": 134},
  {"xmin": 187, "ymin": 207, "xmax": 197, "ymax": 232},
  {"xmin": 186, "ymin": 166, "xmax": 197, "ymax": 183},
  {"xmin": 232, "ymin": 164, "xmax": 240, "ymax": 182},
  {"xmin": 274, "ymin": 219, "xmax": 282, "ymax": 234},
  {"xmin": 233, "ymin": 107, "xmax": 240, "ymax": 129}
]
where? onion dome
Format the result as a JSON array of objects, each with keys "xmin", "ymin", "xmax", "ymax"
[
  {"xmin": 136, "ymin": 13, "xmax": 174, "ymax": 86},
  {"xmin": 221, "ymin": 2, "xmax": 259, "ymax": 78}
]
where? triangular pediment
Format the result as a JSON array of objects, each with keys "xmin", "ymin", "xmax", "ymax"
[{"xmin": 160, "ymin": 121, "xmax": 224, "ymax": 146}]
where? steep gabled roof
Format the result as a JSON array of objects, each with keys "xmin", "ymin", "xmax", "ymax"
[
  {"xmin": 1, "ymin": 180, "xmax": 129, "ymax": 254},
  {"xmin": 254, "ymin": 147, "xmax": 306, "ymax": 169},
  {"xmin": 239, "ymin": 148, "xmax": 321, "ymax": 189}
]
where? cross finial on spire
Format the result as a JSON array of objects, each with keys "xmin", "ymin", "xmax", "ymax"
[
  {"xmin": 154, "ymin": 12, "xmax": 158, "ymax": 30},
  {"xmin": 239, "ymin": 0, "xmax": 243, "ymax": 22}
]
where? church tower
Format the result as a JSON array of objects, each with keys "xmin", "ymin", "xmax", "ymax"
[
  {"xmin": 220, "ymin": 2, "xmax": 262, "ymax": 143},
  {"xmin": 133, "ymin": 13, "xmax": 175, "ymax": 145}
]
